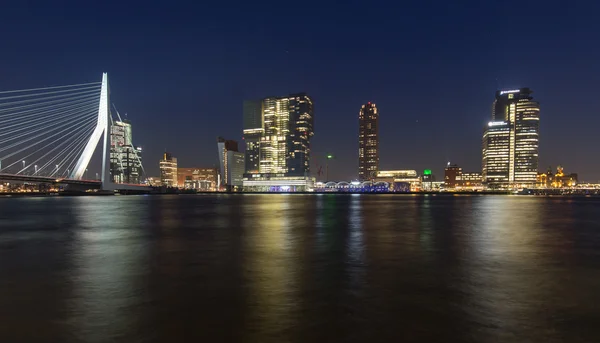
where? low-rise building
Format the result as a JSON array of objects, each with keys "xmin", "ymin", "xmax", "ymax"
[
  {"xmin": 459, "ymin": 172, "xmax": 483, "ymax": 190},
  {"xmin": 537, "ymin": 166, "xmax": 578, "ymax": 188},
  {"xmin": 146, "ymin": 176, "xmax": 162, "ymax": 187},
  {"xmin": 177, "ymin": 168, "xmax": 218, "ymax": 191},
  {"xmin": 444, "ymin": 164, "xmax": 462, "ymax": 188},
  {"xmin": 374, "ymin": 170, "xmax": 421, "ymax": 192},
  {"xmin": 443, "ymin": 163, "xmax": 482, "ymax": 190},
  {"xmin": 242, "ymin": 174, "xmax": 315, "ymax": 192}
]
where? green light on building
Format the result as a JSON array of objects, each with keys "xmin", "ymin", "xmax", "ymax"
[{"xmin": 423, "ymin": 169, "xmax": 432, "ymax": 175}]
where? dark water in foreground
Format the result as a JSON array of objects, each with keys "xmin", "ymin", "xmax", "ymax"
[{"xmin": 1, "ymin": 194, "xmax": 599, "ymax": 342}]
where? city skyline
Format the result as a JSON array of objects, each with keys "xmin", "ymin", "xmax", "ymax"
[{"xmin": 1, "ymin": 2, "xmax": 600, "ymax": 181}]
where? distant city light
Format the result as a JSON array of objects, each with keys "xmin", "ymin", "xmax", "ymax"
[{"xmin": 499, "ymin": 89, "xmax": 520, "ymax": 95}]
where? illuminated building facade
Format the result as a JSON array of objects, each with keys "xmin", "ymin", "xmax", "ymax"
[
  {"xmin": 260, "ymin": 96, "xmax": 290, "ymax": 174},
  {"xmin": 537, "ymin": 165, "xmax": 578, "ymax": 188},
  {"xmin": 242, "ymin": 174, "xmax": 315, "ymax": 192},
  {"xmin": 287, "ymin": 94, "xmax": 314, "ymax": 176},
  {"xmin": 444, "ymin": 164, "xmax": 462, "ymax": 188},
  {"xmin": 242, "ymin": 93, "xmax": 314, "ymax": 192},
  {"xmin": 146, "ymin": 176, "xmax": 162, "ymax": 186},
  {"xmin": 313, "ymin": 181, "xmax": 390, "ymax": 193},
  {"xmin": 218, "ymin": 137, "xmax": 244, "ymax": 190},
  {"xmin": 482, "ymin": 121, "xmax": 510, "ymax": 186},
  {"xmin": 358, "ymin": 102, "xmax": 379, "ymax": 181},
  {"xmin": 110, "ymin": 119, "xmax": 143, "ymax": 184},
  {"xmin": 461, "ymin": 172, "xmax": 483, "ymax": 185},
  {"xmin": 159, "ymin": 152, "xmax": 178, "ymax": 187},
  {"xmin": 243, "ymin": 100, "xmax": 263, "ymax": 174},
  {"xmin": 422, "ymin": 169, "xmax": 434, "ymax": 191},
  {"xmin": 257, "ymin": 93, "xmax": 314, "ymax": 176},
  {"xmin": 374, "ymin": 170, "xmax": 421, "ymax": 191},
  {"xmin": 177, "ymin": 167, "xmax": 218, "ymax": 191},
  {"xmin": 444, "ymin": 164, "xmax": 483, "ymax": 190},
  {"xmin": 483, "ymin": 88, "xmax": 540, "ymax": 188}
]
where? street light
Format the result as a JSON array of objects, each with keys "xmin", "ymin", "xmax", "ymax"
[
  {"xmin": 326, "ymin": 154, "xmax": 334, "ymax": 181},
  {"xmin": 22, "ymin": 160, "xmax": 25, "ymax": 174},
  {"xmin": 85, "ymin": 169, "xmax": 88, "ymax": 180},
  {"xmin": 34, "ymin": 165, "xmax": 38, "ymax": 175}
]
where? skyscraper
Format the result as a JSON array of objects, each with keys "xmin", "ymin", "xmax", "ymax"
[
  {"xmin": 241, "ymin": 93, "xmax": 315, "ymax": 192},
  {"xmin": 482, "ymin": 88, "xmax": 540, "ymax": 188},
  {"xmin": 243, "ymin": 100, "xmax": 263, "ymax": 174},
  {"xmin": 110, "ymin": 119, "xmax": 143, "ymax": 184},
  {"xmin": 159, "ymin": 152, "xmax": 178, "ymax": 187},
  {"xmin": 217, "ymin": 137, "xmax": 244, "ymax": 190},
  {"xmin": 358, "ymin": 102, "xmax": 379, "ymax": 181},
  {"xmin": 287, "ymin": 93, "xmax": 314, "ymax": 176},
  {"xmin": 260, "ymin": 96, "xmax": 289, "ymax": 174},
  {"xmin": 482, "ymin": 121, "xmax": 511, "ymax": 186},
  {"xmin": 245, "ymin": 93, "xmax": 314, "ymax": 176}
]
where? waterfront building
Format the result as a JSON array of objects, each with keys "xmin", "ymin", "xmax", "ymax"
[
  {"xmin": 358, "ymin": 102, "xmax": 379, "ymax": 181},
  {"xmin": 537, "ymin": 165, "xmax": 578, "ymax": 188},
  {"xmin": 260, "ymin": 96, "xmax": 290, "ymax": 174},
  {"xmin": 422, "ymin": 169, "xmax": 435, "ymax": 191},
  {"xmin": 177, "ymin": 167, "xmax": 218, "ymax": 191},
  {"xmin": 242, "ymin": 174, "xmax": 315, "ymax": 192},
  {"xmin": 444, "ymin": 164, "xmax": 462, "ymax": 188},
  {"xmin": 482, "ymin": 121, "xmax": 511, "ymax": 187},
  {"xmin": 374, "ymin": 170, "xmax": 421, "ymax": 192},
  {"xmin": 110, "ymin": 119, "xmax": 143, "ymax": 184},
  {"xmin": 243, "ymin": 100, "xmax": 263, "ymax": 174},
  {"xmin": 445, "ymin": 164, "xmax": 483, "ymax": 190},
  {"xmin": 430, "ymin": 181, "xmax": 445, "ymax": 191},
  {"xmin": 286, "ymin": 94, "xmax": 314, "ymax": 176},
  {"xmin": 218, "ymin": 137, "xmax": 244, "ymax": 191},
  {"xmin": 257, "ymin": 93, "xmax": 314, "ymax": 176},
  {"xmin": 461, "ymin": 172, "xmax": 483, "ymax": 185},
  {"xmin": 460, "ymin": 172, "xmax": 483, "ymax": 190},
  {"xmin": 482, "ymin": 88, "xmax": 540, "ymax": 188},
  {"xmin": 159, "ymin": 152, "xmax": 178, "ymax": 187},
  {"xmin": 242, "ymin": 93, "xmax": 314, "ymax": 191},
  {"xmin": 313, "ymin": 180, "xmax": 390, "ymax": 193},
  {"xmin": 145, "ymin": 176, "xmax": 162, "ymax": 186}
]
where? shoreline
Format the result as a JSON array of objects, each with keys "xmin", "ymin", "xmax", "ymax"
[{"xmin": 1, "ymin": 191, "xmax": 599, "ymax": 197}]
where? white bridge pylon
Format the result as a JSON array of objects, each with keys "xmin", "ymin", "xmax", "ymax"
[{"xmin": 70, "ymin": 73, "xmax": 112, "ymax": 190}]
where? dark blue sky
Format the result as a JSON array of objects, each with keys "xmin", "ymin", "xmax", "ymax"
[{"xmin": 1, "ymin": 0, "xmax": 600, "ymax": 181}]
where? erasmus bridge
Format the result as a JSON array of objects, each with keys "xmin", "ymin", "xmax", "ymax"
[{"xmin": 0, "ymin": 73, "xmax": 149, "ymax": 193}]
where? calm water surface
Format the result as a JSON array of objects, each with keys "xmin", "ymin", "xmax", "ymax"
[{"xmin": 0, "ymin": 194, "xmax": 599, "ymax": 342}]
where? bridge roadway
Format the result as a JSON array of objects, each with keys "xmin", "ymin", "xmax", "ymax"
[
  {"xmin": 0, "ymin": 173, "xmax": 151, "ymax": 192},
  {"xmin": 0, "ymin": 173, "xmax": 101, "ymax": 187}
]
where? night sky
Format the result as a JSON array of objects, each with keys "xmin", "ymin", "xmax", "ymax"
[{"xmin": 1, "ymin": 1, "xmax": 599, "ymax": 181}]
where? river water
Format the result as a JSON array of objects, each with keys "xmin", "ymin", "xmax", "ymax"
[{"xmin": 0, "ymin": 194, "xmax": 599, "ymax": 342}]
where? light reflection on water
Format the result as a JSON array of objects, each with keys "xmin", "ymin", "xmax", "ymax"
[{"xmin": 0, "ymin": 195, "xmax": 599, "ymax": 342}]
